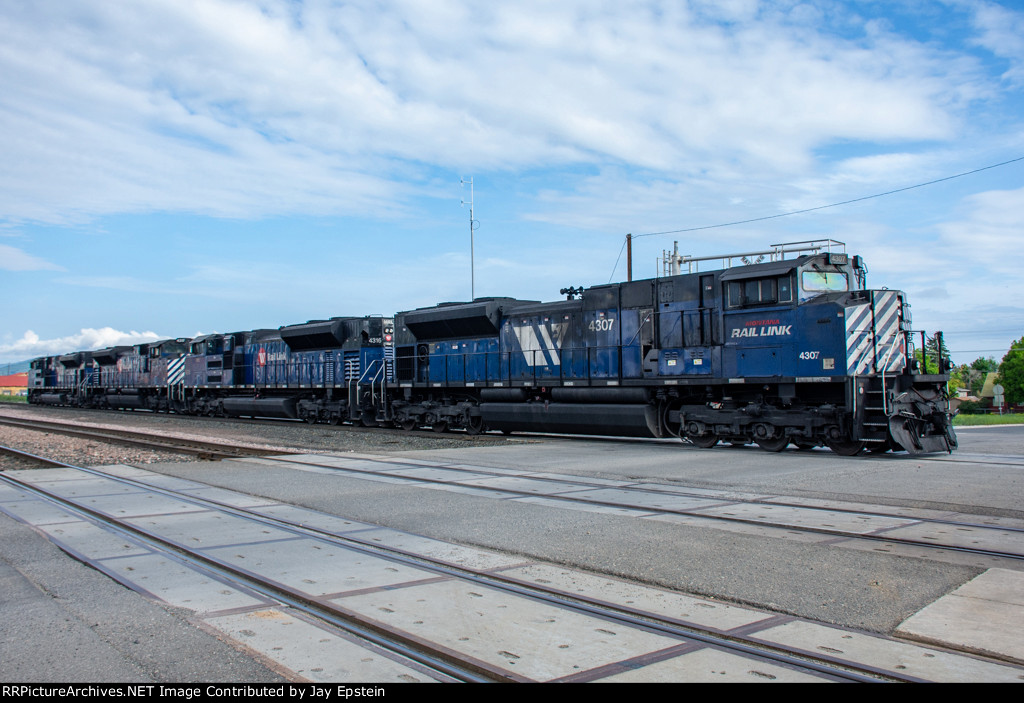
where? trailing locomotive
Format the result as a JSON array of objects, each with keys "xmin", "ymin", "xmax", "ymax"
[{"xmin": 27, "ymin": 241, "xmax": 957, "ymax": 455}]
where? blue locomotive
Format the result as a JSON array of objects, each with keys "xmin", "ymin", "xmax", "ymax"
[{"xmin": 27, "ymin": 241, "xmax": 957, "ymax": 455}]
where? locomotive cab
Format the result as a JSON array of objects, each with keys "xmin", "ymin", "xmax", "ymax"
[{"xmin": 676, "ymin": 242, "xmax": 954, "ymax": 454}]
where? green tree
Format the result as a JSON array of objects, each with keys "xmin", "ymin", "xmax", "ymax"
[
  {"xmin": 925, "ymin": 333, "xmax": 950, "ymax": 372},
  {"xmin": 948, "ymin": 363, "xmax": 978, "ymax": 395},
  {"xmin": 950, "ymin": 358, "xmax": 994, "ymax": 396},
  {"xmin": 916, "ymin": 334, "xmax": 950, "ymax": 374},
  {"xmin": 998, "ymin": 338, "xmax": 1024, "ymax": 405},
  {"xmin": 956, "ymin": 399, "xmax": 984, "ymax": 414},
  {"xmin": 972, "ymin": 356, "xmax": 999, "ymax": 374}
]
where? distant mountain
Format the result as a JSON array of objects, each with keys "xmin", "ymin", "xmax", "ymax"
[{"xmin": 0, "ymin": 360, "xmax": 31, "ymax": 375}]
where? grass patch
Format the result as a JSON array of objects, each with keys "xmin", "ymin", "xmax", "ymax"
[
  {"xmin": 953, "ymin": 413, "xmax": 1024, "ymax": 426},
  {"xmin": 0, "ymin": 395, "xmax": 27, "ymax": 403}
]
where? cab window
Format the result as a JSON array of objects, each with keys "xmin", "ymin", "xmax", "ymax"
[{"xmin": 802, "ymin": 271, "xmax": 848, "ymax": 292}]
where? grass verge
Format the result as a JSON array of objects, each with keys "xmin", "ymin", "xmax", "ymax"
[{"xmin": 953, "ymin": 413, "xmax": 1024, "ymax": 426}]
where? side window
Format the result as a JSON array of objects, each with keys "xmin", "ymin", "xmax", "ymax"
[
  {"xmin": 744, "ymin": 279, "xmax": 760, "ymax": 303},
  {"xmin": 778, "ymin": 275, "xmax": 793, "ymax": 302},
  {"xmin": 727, "ymin": 281, "xmax": 743, "ymax": 307},
  {"xmin": 728, "ymin": 276, "xmax": 788, "ymax": 307}
]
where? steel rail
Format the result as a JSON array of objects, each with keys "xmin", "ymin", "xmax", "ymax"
[
  {"xmin": 304, "ymin": 453, "xmax": 1024, "ymax": 535},
  {"xmin": 261, "ymin": 454, "xmax": 1024, "ymax": 563},
  {"xmin": 0, "ymin": 443, "xmax": 67, "ymax": 467},
  {"xmin": 13, "ymin": 409, "xmax": 1014, "ymax": 562},
  {"xmin": 0, "ymin": 465, "xmax": 513, "ymax": 683},
  {"xmin": 0, "ymin": 416, "xmax": 292, "ymax": 460},
  {"xmin": 3, "ymin": 459, "xmax": 932, "ymax": 683}
]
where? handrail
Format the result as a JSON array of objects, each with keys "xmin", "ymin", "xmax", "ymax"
[
  {"xmin": 879, "ymin": 331, "xmax": 905, "ymax": 415},
  {"xmin": 371, "ymin": 359, "xmax": 387, "ymax": 410},
  {"xmin": 354, "ymin": 358, "xmax": 389, "ymax": 417},
  {"xmin": 674, "ymin": 239, "xmax": 846, "ymax": 273}
]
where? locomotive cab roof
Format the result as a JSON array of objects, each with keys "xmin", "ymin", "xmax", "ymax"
[{"xmin": 718, "ymin": 256, "xmax": 807, "ymax": 281}]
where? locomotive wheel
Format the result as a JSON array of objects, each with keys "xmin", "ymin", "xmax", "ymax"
[
  {"xmin": 465, "ymin": 416, "xmax": 484, "ymax": 436},
  {"xmin": 755, "ymin": 436, "xmax": 789, "ymax": 452},
  {"xmin": 328, "ymin": 414, "xmax": 342, "ymax": 426},
  {"xmin": 688, "ymin": 435, "xmax": 718, "ymax": 448},
  {"xmin": 399, "ymin": 419, "xmax": 417, "ymax": 431},
  {"xmin": 432, "ymin": 421, "xmax": 448, "ymax": 434},
  {"xmin": 360, "ymin": 413, "xmax": 378, "ymax": 427},
  {"xmin": 304, "ymin": 413, "xmax": 317, "ymax": 424},
  {"xmin": 825, "ymin": 438, "xmax": 865, "ymax": 456}
]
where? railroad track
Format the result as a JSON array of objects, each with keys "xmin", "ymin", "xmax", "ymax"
[
  {"xmin": 5, "ymin": 412, "xmax": 1020, "ymax": 564},
  {"xmin": 0, "ymin": 416, "xmax": 294, "ymax": 460},
  {"xmin": 6, "ymin": 456, "xmax": 1018, "ymax": 682},
  {"xmin": 0, "ymin": 405, "xmax": 505, "ymax": 443},
  {"xmin": 253, "ymin": 453, "xmax": 1024, "ymax": 566},
  {"xmin": 9, "ymin": 404, "xmax": 1017, "ymax": 456}
]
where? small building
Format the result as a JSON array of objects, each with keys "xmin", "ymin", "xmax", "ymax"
[
  {"xmin": 949, "ymin": 393, "xmax": 981, "ymax": 412},
  {"xmin": 0, "ymin": 372, "xmax": 28, "ymax": 396}
]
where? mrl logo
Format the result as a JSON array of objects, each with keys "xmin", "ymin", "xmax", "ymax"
[{"xmin": 731, "ymin": 325, "xmax": 793, "ymax": 338}]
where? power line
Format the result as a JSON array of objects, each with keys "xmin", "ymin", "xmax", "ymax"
[
  {"xmin": 944, "ymin": 328, "xmax": 1024, "ymax": 335},
  {"xmin": 631, "ymin": 154, "xmax": 1024, "ymax": 239},
  {"xmin": 610, "ymin": 235, "xmax": 626, "ymax": 282}
]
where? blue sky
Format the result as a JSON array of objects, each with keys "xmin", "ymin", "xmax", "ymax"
[{"xmin": 2, "ymin": 0, "xmax": 1023, "ymax": 365}]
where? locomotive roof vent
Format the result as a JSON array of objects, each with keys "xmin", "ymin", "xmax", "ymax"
[{"xmin": 279, "ymin": 318, "xmax": 347, "ymax": 350}]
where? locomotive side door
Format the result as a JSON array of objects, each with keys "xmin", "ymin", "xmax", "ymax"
[
  {"xmin": 585, "ymin": 309, "xmax": 619, "ymax": 379},
  {"xmin": 699, "ymin": 275, "xmax": 718, "ymax": 346}
]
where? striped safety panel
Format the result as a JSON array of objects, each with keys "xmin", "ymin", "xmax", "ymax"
[
  {"xmin": 845, "ymin": 291, "xmax": 906, "ymax": 375},
  {"xmin": 512, "ymin": 321, "xmax": 567, "ymax": 367},
  {"xmin": 167, "ymin": 357, "xmax": 186, "ymax": 386}
]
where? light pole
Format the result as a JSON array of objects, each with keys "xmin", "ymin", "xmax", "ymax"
[{"xmin": 461, "ymin": 177, "xmax": 479, "ymax": 300}]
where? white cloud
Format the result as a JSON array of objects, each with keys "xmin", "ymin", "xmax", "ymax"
[
  {"xmin": 0, "ymin": 328, "xmax": 165, "ymax": 362},
  {"xmin": 0, "ymin": 244, "xmax": 65, "ymax": 271},
  {"xmin": 936, "ymin": 185, "xmax": 1024, "ymax": 276},
  {"xmin": 1, "ymin": 1, "xmax": 1021, "ymax": 362},
  {"xmin": 968, "ymin": 0, "xmax": 1024, "ymax": 87},
  {"xmin": 0, "ymin": 0, "xmax": 994, "ymax": 224}
]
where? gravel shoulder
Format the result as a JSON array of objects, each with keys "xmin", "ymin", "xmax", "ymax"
[{"xmin": 0, "ymin": 404, "xmax": 530, "ymax": 469}]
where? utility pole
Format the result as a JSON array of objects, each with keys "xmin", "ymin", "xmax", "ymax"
[
  {"xmin": 461, "ymin": 177, "xmax": 480, "ymax": 300},
  {"xmin": 626, "ymin": 233, "xmax": 632, "ymax": 282}
]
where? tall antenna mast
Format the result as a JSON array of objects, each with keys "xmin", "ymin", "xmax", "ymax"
[{"xmin": 461, "ymin": 177, "xmax": 479, "ymax": 300}]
